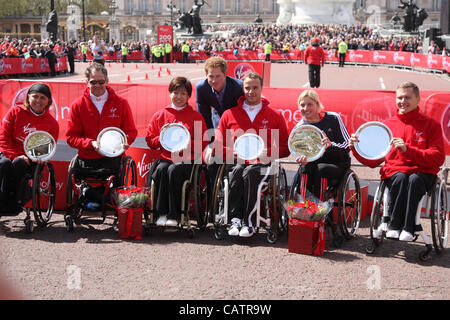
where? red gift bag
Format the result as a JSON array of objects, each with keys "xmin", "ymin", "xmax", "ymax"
[
  {"xmin": 118, "ymin": 207, "xmax": 143, "ymax": 240},
  {"xmin": 288, "ymin": 218, "xmax": 325, "ymax": 256}
]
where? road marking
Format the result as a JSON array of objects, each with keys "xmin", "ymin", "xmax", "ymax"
[
  {"xmin": 302, "ymin": 82, "xmax": 310, "ymax": 88},
  {"xmin": 379, "ymin": 77, "xmax": 386, "ymax": 90}
]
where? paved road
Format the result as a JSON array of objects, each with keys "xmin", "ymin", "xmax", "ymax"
[{"xmin": 1, "ymin": 62, "xmax": 449, "ymax": 302}]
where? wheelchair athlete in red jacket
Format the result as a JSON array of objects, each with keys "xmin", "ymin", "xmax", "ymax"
[
  {"xmin": 213, "ymin": 72, "xmax": 290, "ymax": 237},
  {"xmin": 145, "ymin": 77, "xmax": 208, "ymax": 228},
  {"xmin": 65, "ymin": 63, "xmax": 137, "ymax": 206},
  {"xmin": 0, "ymin": 83, "xmax": 59, "ymax": 215},
  {"xmin": 349, "ymin": 82, "xmax": 445, "ymax": 242}
]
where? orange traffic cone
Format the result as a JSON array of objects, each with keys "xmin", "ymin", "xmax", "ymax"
[
  {"xmin": 151, "ymin": 64, "xmax": 154, "ymax": 70},
  {"xmin": 136, "ymin": 64, "xmax": 138, "ymax": 69},
  {"xmin": 159, "ymin": 66, "xmax": 162, "ymax": 72},
  {"xmin": 167, "ymin": 68, "xmax": 171, "ymax": 75},
  {"xmin": 108, "ymin": 63, "xmax": 111, "ymax": 68},
  {"xmin": 127, "ymin": 75, "xmax": 130, "ymax": 82},
  {"xmin": 157, "ymin": 71, "xmax": 161, "ymax": 78},
  {"xmin": 122, "ymin": 63, "xmax": 125, "ymax": 68},
  {"xmin": 145, "ymin": 73, "xmax": 148, "ymax": 80}
]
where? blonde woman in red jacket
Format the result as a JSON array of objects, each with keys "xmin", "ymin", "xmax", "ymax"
[
  {"xmin": 0, "ymin": 83, "xmax": 59, "ymax": 215},
  {"xmin": 66, "ymin": 63, "xmax": 137, "ymax": 178},
  {"xmin": 145, "ymin": 77, "xmax": 208, "ymax": 227},
  {"xmin": 213, "ymin": 73, "xmax": 290, "ymax": 237},
  {"xmin": 349, "ymin": 82, "xmax": 445, "ymax": 242}
]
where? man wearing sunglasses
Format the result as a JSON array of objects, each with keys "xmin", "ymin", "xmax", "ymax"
[{"xmin": 66, "ymin": 63, "xmax": 137, "ymax": 192}]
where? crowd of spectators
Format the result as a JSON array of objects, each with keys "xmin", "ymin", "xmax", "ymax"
[
  {"xmin": 176, "ymin": 23, "xmax": 446, "ymax": 55},
  {"xmin": 0, "ymin": 23, "xmax": 447, "ymax": 62}
]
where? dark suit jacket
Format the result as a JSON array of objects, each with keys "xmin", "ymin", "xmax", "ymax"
[{"xmin": 196, "ymin": 76, "xmax": 243, "ymax": 131}]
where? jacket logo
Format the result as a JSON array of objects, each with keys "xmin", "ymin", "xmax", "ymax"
[
  {"xmin": 261, "ymin": 119, "xmax": 269, "ymax": 129},
  {"xmin": 23, "ymin": 123, "xmax": 37, "ymax": 135},
  {"xmin": 109, "ymin": 107, "xmax": 119, "ymax": 118}
]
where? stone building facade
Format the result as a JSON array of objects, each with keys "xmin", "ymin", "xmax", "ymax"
[{"xmin": 0, "ymin": 0, "xmax": 443, "ymax": 42}]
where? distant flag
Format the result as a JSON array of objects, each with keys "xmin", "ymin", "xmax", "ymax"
[{"xmin": 24, "ymin": 52, "xmax": 31, "ymax": 61}]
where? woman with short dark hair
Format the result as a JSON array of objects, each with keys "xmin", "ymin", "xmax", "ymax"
[{"xmin": 145, "ymin": 77, "xmax": 207, "ymax": 227}]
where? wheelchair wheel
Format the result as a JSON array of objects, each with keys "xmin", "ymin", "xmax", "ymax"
[
  {"xmin": 211, "ymin": 164, "xmax": 227, "ymax": 226},
  {"xmin": 276, "ymin": 167, "xmax": 289, "ymax": 233},
  {"xmin": 337, "ymin": 169, "xmax": 361, "ymax": 239},
  {"xmin": 65, "ymin": 157, "xmax": 82, "ymax": 225},
  {"xmin": 366, "ymin": 181, "xmax": 388, "ymax": 253},
  {"xmin": 31, "ymin": 162, "xmax": 56, "ymax": 227},
  {"xmin": 431, "ymin": 180, "xmax": 448, "ymax": 253},
  {"xmin": 192, "ymin": 165, "xmax": 209, "ymax": 230},
  {"xmin": 288, "ymin": 169, "xmax": 301, "ymax": 201},
  {"xmin": 119, "ymin": 156, "xmax": 137, "ymax": 187}
]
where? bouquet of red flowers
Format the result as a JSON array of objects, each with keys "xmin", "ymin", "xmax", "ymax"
[
  {"xmin": 113, "ymin": 187, "xmax": 150, "ymax": 209},
  {"xmin": 286, "ymin": 193, "xmax": 331, "ymax": 221}
]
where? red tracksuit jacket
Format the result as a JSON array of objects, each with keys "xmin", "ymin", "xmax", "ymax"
[
  {"xmin": 66, "ymin": 86, "xmax": 138, "ymax": 159},
  {"xmin": 351, "ymin": 107, "xmax": 445, "ymax": 179},
  {"xmin": 304, "ymin": 44, "xmax": 325, "ymax": 66},
  {"xmin": 145, "ymin": 104, "xmax": 207, "ymax": 162},
  {"xmin": 214, "ymin": 96, "xmax": 290, "ymax": 164},
  {"xmin": 0, "ymin": 105, "xmax": 59, "ymax": 160}
]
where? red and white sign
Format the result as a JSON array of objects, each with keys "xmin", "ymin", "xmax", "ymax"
[{"xmin": 157, "ymin": 25, "xmax": 173, "ymax": 46}]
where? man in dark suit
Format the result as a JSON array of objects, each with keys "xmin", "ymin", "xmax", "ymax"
[
  {"xmin": 196, "ymin": 57, "xmax": 244, "ymax": 210},
  {"xmin": 196, "ymin": 56, "xmax": 243, "ymax": 141}
]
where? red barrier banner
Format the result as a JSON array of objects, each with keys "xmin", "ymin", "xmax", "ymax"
[
  {"xmin": 226, "ymin": 61, "xmax": 271, "ymax": 87},
  {"xmin": 0, "ymin": 57, "xmax": 68, "ymax": 75},
  {"xmin": 73, "ymin": 48, "xmax": 450, "ymax": 73}
]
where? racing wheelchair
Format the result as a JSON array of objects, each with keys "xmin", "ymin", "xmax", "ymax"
[
  {"xmin": 12, "ymin": 130, "xmax": 58, "ymax": 233},
  {"xmin": 143, "ymin": 160, "xmax": 209, "ymax": 239},
  {"xmin": 64, "ymin": 154, "xmax": 137, "ymax": 232},
  {"xmin": 19, "ymin": 162, "xmax": 56, "ymax": 233},
  {"xmin": 210, "ymin": 161, "xmax": 288, "ymax": 244},
  {"xmin": 365, "ymin": 168, "xmax": 449, "ymax": 261},
  {"xmin": 288, "ymin": 165, "xmax": 362, "ymax": 245}
]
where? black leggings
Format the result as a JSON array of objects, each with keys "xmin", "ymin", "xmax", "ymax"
[
  {"xmin": 303, "ymin": 162, "xmax": 348, "ymax": 200},
  {"xmin": 152, "ymin": 159, "xmax": 193, "ymax": 220},
  {"xmin": 0, "ymin": 154, "xmax": 34, "ymax": 209}
]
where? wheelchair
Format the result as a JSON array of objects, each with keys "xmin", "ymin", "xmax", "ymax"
[
  {"xmin": 210, "ymin": 161, "xmax": 288, "ymax": 244},
  {"xmin": 288, "ymin": 165, "xmax": 362, "ymax": 245},
  {"xmin": 64, "ymin": 154, "xmax": 137, "ymax": 231},
  {"xmin": 366, "ymin": 168, "xmax": 449, "ymax": 261},
  {"xmin": 20, "ymin": 162, "xmax": 56, "ymax": 233},
  {"xmin": 143, "ymin": 159, "xmax": 209, "ymax": 239}
]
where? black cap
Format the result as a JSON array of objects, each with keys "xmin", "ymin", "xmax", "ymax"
[{"xmin": 28, "ymin": 83, "xmax": 52, "ymax": 101}]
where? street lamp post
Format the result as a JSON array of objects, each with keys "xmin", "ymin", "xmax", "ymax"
[
  {"xmin": 82, "ymin": 0, "xmax": 86, "ymax": 41},
  {"xmin": 166, "ymin": 1, "xmax": 177, "ymax": 27}
]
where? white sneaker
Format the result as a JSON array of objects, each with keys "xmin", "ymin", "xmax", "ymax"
[
  {"xmin": 239, "ymin": 226, "xmax": 254, "ymax": 238},
  {"xmin": 228, "ymin": 224, "xmax": 240, "ymax": 236},
  {"xmin": 165, "ymin": 219, "xmax": 178, "ymax": 227},
  {"xmin": 386, "ymin": 229, "xmax": 400, "ymax": 239},
  {"xmin": 399, "ymin": 230, "xmax": 414, "ymax": 242},
  {"xmin": 156, "ymin": 215, "xmax": 167, "ymax": 226}
]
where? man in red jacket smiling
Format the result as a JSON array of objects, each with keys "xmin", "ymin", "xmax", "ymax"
[
  {"xmin": 66, "ymin": 63, "xmax": 137, "ymax": 196},
  {"xmin": 214, "ymin": 72, "xmax": 290, "ymax": 237},
  {"xmin": 349, "ymin": 82, "xmax": 445, "ymax": 242}
]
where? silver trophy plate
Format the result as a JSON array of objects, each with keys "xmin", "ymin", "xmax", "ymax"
[
  {"xmin": 97, "ymin": 127, "xmax": 127, "ymax": 157},
  {"xmin": 160, "ymin": 123, "xmax": 191, "ymax": 152},
  {"xmin": 233, "ymin": 133, "xmax": 265, "ymax": 161},
  {"xmin": 23, "ymin": 130, "xmax": 57, "ymax": 162},
  {"xmin": 354, "ymin": 121, "xmax": 393, "ymax": 161},
  {"xmin": 288, "ymin": 124, "xmax": 325, "ymax": 162}
]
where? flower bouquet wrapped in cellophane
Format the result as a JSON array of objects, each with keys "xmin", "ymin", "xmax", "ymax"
[
  {"xmin": 286, "ymin": 190, "xmax": 332, "ymax": 221},
  {"xmin": 113, "ymin": 186, "xmax": 150, "ymax": 209}
]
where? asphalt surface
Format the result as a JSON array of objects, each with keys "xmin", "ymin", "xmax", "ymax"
[{"xmin": 0, "ymin": 61, "xmax": 449, "ymax": 302}]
